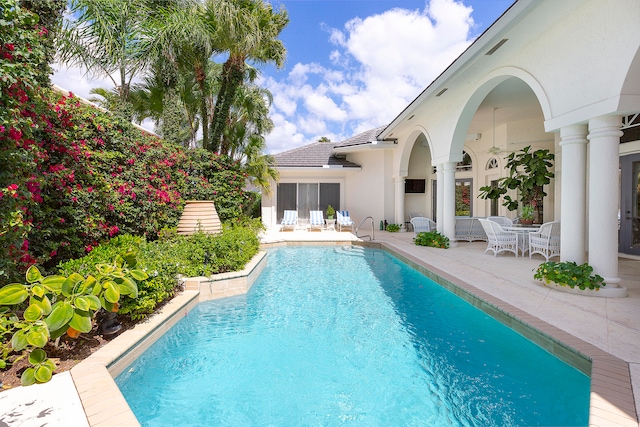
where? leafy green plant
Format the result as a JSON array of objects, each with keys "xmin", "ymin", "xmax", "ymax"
[
  {"xmin": 386, "ymin": 223, "xmax": 401, "ymax": 232},
  {"xmin": 414, "ymin": 231, "xmax": 450, "ymax": 249},
  {"xmin": 0, "ymin": 255, "xmax": 148, "ymax": 385},
  {"xmin": 520, "ymin": 204, "xmax": 534, "ymax": 221},
  {"xmin": 326, "ymin": 204, "xmax": 335, "ymax": 218},
  {"xmin": 479, "ymin": 146, "xmax": 554, "ymax": 223},
  {"xmin": 533, "ymin": 261, "xmax": 605, "ymax": 291}
]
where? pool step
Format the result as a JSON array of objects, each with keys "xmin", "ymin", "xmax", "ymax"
[{"xmin": 333, "ymin": 245, "xmax": 382, "ymax": 258}]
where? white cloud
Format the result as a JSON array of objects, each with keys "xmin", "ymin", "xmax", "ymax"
[
  {"xmin": 266, "ymin": 0, "xmax": 475, "ymax": 153},
  {"xmin": 265, "ymin": 113, "xmax": 308, "ymax": 154},
  {"xmin": 50, "ymin": 63, "xmax": 113, "ymax": 102}
]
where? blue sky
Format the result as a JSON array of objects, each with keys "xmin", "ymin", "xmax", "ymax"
[{"xmin": 51, "ymin": 0, "xmax": 515, "ymax": 154}]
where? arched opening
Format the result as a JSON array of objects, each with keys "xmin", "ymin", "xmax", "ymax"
[{"xmin": 452, "ymin": 76, "xmax": 553, "ymax": 220}]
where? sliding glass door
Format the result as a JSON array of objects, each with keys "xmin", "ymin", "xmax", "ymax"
[
  {"xmin": 276, "ymin": 183, "xmax": 341, "ymax": 221},
  {"xmin": 297, "ymin": 183, "xmax": 319, "ymax": 219}
]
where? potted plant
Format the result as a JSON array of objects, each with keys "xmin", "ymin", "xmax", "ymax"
[
  {"xmin": 520, "ymin": 204, "xmax": 535, "ymax": 225},
  {"xmin": 479, "ymin": 146, "xmax": 554, "ymax": 224},
  {"xmin": 534, "ymin": 261, "xmax": 605, "ymax": 291},
  {"xmin": 326, "ymin": 205, "xmax": 335, "ymax": 219}
]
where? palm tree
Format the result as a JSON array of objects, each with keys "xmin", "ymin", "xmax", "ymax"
[
  {"xmin": 56, "ymin": 0, "xmax": 154, "ymax": 117},
  {"xmin": 129, "ymin": 67, "xmax": 201, "ymax": 147},
  {"xmin": 87, "ymin": 87, "xmax": 121, "ymax": 111},
  {"xmin": 208, "ymin": 0, "xmax": 288, "ymax": 152},
  {"xmin": 141, "ymin": 0, "xmax": 220, "ymax": 149}
]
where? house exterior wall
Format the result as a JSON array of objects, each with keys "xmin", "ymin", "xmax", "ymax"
[{"xmin": 342, "ymin": 149, "xmax": 390, "ymax": 227}]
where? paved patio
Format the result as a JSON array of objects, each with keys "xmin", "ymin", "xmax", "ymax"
[{"xmin": 1, "ymin": 227, "xmax": 639, "ymax": 426}]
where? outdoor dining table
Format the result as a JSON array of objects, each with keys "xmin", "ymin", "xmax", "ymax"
[{"xmin": 504, "ymin": 224, "xmax": 541, "ymax": 256}]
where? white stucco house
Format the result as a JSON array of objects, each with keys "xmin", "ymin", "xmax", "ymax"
[{"xmin": 261, "ymin": 0, "xmax": 640, "ymax": 286}]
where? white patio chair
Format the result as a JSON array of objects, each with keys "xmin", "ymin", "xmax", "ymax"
[
  {"xmin": 529, "ymin": 221, "xmax": 561, "ymax": 261},
  {"xmin": 487, "ymin": 216, "xmax": 513, "ymax": 227},
  {"xmin": 410, "ymin": 217, "xmax": 436, "ymax": 235},
  {"xmin": 455, "ymin": 217, "xmax": 488, "ymax": 242},
  {"xmin": 478, "ymin": 218, "xmax": 519, "ymax": 257},
  {"xmin": 309, "ymin": 210, "xmax": 324, "ymax": 231},
  {"xmin": 336, "ymin": 210, "xmax": 354, "ymax": 232},
  {"xmin": 281, "ymin": 210, "xmax": 298, "ymax": 231}
]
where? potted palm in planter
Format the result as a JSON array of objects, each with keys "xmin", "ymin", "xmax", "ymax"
[{"xmin": 479, "ymin": 146, "xmax": 554, "ymax": 224}]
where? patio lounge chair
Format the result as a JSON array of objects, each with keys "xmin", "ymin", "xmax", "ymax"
[
  {"xmin": 529, "ymin": 221, "xmax": 561, "ymax": 261},
  {"xmin": 336, "ymin": 210, "xmax": 354, "ymax": 232},
  {"xmin": 309, "ymin": 210, "xmax": 324, "ymax": 231},
  {"xmin": 478, "ymin": 218, "xmax": 519, "ymax": 257},
  {"xmin": 281, "ymin": 210, "xmax": 298, "ymax": 231},
  {"xmin": 410, "ymin": 217, "xmax": 436, "ymax": 235}
]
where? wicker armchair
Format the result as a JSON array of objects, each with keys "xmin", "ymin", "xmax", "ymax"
[
  {"xmin": 478, "ymin": 219, "xmax": 519, "ymax": 257},
  {"xmin": 410, "ymin": 217, "xmax": 436, "ymax": 235},
  {"xmin": 529, "ymin": 221, "xmax": 561, "ymax": 261}
]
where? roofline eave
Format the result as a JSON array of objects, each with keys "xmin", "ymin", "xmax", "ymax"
[
  {"xmin": 377, "ymin": 0, "xmax": 534, "ymax": 140},
  {"xmin": 276, "ymin": 166, "xmax": 362, "ymax": 171},
  {"xmin": 333, "ymin": 141, "xmax": 397, "ymax": 153}
]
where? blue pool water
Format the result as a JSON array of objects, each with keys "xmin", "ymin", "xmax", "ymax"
[{"xmin": 116, "ymin": 246, "xmax": 589, "ymax": 426}]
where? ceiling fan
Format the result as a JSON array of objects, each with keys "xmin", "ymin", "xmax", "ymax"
[{"xmin": 484, "ymin": 107, "xmax": 510, "ymax": 155}]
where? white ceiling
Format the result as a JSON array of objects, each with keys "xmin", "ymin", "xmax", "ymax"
[{"xmin": 467, "ymin": 78, "xmax": 544, "ymax": 134}]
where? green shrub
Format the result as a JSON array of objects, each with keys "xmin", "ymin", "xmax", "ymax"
[
  {"xmin": 57, "ymin": 224, "xmax": 261, "ymax": 320},
  {"xmin": 533, "ymin": 261, "xmax": 605, "ymax": 290},
  {"xmin": 414, "ymin": 231, "xmax": 450, "ymax": 249},
  {"xmin": 385, "ymin": 223, "xmax": 401, "ymax": 232}
]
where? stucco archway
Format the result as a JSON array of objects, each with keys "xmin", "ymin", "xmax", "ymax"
[{"xmin": 450, "ymin": 67, "xmax": 552, "ymax": 159}]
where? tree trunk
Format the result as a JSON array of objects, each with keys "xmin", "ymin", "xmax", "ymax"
[{"xmin": 210, "ymin": 55, "xmax": 245, "ymax": 152}]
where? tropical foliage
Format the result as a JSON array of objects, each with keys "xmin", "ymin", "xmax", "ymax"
[
  {"xmin": 479, "ymin": 146, "xmax": 554, "ymax": 223},
  {"xmin": 414, "ymin": 231, "xmax": 450, "ymax": 249},
  {"xmin": 0, "ymin": 253, "xmax": 149, "ymax": 385},
  {"xmin": 58, "ymin": 224, "xmax": 261, "ymax": 321},
  {"xmin": 1, "ymin": 1, "xmax": 256, "ymax": 282},
  {"xmin": 56, "ymin": 0, "xmax": 155, "ymax": 116},
  {"xmin": 1, "ymin": 0, "xmax": 268, "ymax": 387},
  {"xmin": 534, "ymin": 261, "xmax": 605, "ymax": 291},
  {"xmin": 385, "ymin": 223, "xmax": 401, "ymax": 232},
  {"xmin": 56, "ymin": 0, "xmax": 286, "ymax": 190}
]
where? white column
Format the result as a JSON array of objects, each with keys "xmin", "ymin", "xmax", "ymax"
[
  {"xmin": 442, "ymin": 161, "xmax": 457, "ymax": 247},
  {"xmin": 436, "ymin": 164, "xmax": 444, "ymax": 233},
  {"xmin": 587, "ymin": 115, "xmax": 622, "ymax": 284},
  {"xmin": 395, "ymin": 176, "xmax": 406, "ymax": 232},
  {"xmin": 559, "ymin": 125, "xmax": 588, "ymax": 263}
]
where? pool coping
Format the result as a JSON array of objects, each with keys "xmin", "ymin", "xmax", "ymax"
[{"xmin": 70, "ymin": 243, "xmax": 637, "ymax": 427}]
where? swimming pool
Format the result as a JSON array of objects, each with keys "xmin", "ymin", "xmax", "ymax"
[{"xmin": 116, "ymin": 246, "xmax": 589, "ymax": 426}]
